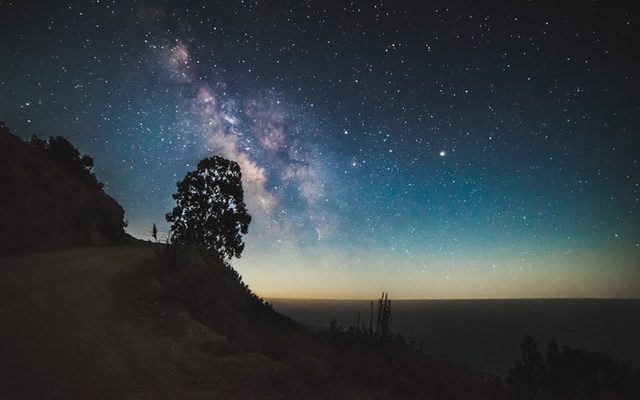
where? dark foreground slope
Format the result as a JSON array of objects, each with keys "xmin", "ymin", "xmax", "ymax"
[
  {"xmin": 0, "ymin": 244, "xmax": 510, "ymax": 400},
  {"xmin": 0, "ymin": 244, "xmax": 299, "ymax": 400},
  {"xmin": 0, "ymin": 123, "xmax": 128, "ymax": 255},
  {"xmin": 2, "ymin": 244, "xmax": 638, "ymax": 399},
  {"xmin": 0, "ymin": 245, "xmax": 158, "ymax": 399}
]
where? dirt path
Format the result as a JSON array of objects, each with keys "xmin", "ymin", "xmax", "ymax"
[
  {"xmin": 0, "ymin": 245, "xmax": 162, "ymax": 399},
  {"xmin": 0, "ymin": 245, "xmax": 306, "ymax": 400}
]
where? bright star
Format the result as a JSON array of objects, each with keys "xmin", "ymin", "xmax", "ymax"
[{"xmin": 439, "ymin": 150, "xmax": 446, "ymax": 157}]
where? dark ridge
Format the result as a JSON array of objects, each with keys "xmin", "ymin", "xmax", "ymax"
[{"xmin": 0, "ymin": 122, "xmax": 129, "ymax": 255}]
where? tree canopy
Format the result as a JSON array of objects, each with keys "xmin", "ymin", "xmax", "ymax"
[
  {"xmin": 166, "ymin": 156, "xmax": 251, "ymax": 259},
  {"xmin": 30, "ymin": 135, "xmax": 102, "ymax": 189}
]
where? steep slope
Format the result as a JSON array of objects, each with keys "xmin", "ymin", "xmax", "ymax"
[
  {"xmin": 0, "ymin": 244, "xmax": 511, "ymax": 400},
  {"xmin": 0, "ymin": 123, "xmax": 128, "ymax": 255},
  {"xmin": 0, "ymin": 244, "xmax": 299, "ymax": 400}
]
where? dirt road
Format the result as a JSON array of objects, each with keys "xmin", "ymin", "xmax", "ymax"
[
  {"xmin": 0, "ymin": 245, "xmax": 359, "ymax": 400},
  {"xmin": 0, "ymin": 245, "xmax": 161, "ymax": 398}
]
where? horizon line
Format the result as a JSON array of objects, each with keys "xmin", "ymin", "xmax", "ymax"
[{"xmin": 265, "ymin": 296, "xmax": 640, "ymax": 301}]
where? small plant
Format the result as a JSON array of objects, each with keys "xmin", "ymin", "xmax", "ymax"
[
  {"xmin": 374, "ymin": 291, "xmax": 392, "ymax": 340},
  {"xmin": 324, "ymin": 292, "xmax": 419, "ymax": 350}
]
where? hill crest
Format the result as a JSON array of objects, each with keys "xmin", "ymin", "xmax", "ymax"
[{"xmin": 0, "ymin": 123, "xmax": 128, "ymax": 255}]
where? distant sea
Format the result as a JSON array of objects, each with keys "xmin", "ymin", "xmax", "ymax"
[{"xmin": 269, "ymin": 299, "xmax": 640, "ymax": 376}]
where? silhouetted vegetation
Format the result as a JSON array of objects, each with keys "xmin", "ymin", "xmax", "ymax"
[
  {"xmin": 3, "ymin": 119, "xmax": 637, "ymax": 399},
  {"xmin": 314, "ymin": 293, "xmax": 513, "ymax": 398},
  {"xmin": 147, "ymin": 239, "xmax": 640, "ymax": 399},
  {"xmin": 144, "ymin": 246, "xmax": 509, "ymax": 399},
  {"xmin": 151, "ymin": 223, "xmax": 158, "ymax": 242},
  {"xmin": 150, "ymin": 245, "xmax": 309, "ymax": 362},
  {"xmin": 324, "ymin": 292, "xmax": 412, "ymax": 347},
  {"xmin": 29, "ymin": 135, "xmax": 103, "ymax": 190},
  {"xmin": 508, "ymin": 336, "xmax": 640, "ymax": 399},
  {"xmin": 166, "ymin": 156, "xmax": 251, "ymax": 259},
  {"xmin": 0, "ymin": 123, "xmax": 128, "ymax": 254},
  {"xmin": 315, "ymin": 298, "xmax": 640, "ymax": 399}
]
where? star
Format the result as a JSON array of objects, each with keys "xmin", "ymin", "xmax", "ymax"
[{"xmin": 0, "ymin": 0, "xmax": 637, "ymax": 299}]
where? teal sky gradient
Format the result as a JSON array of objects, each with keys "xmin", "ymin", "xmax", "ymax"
[{"xmin": 1, "ymin": 1, "xmax": 638, "ymax": 299}]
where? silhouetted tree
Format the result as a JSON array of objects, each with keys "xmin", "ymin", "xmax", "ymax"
[
  {"xmin": 152, "ymin": 223, "xmax": 158, "ymax": 242},
  {"xmin": 166, "ymin": 156, "xmax": 251, "ymax": 259},
  {"xmin": 29, "ymin": 135, "xmax": 102, "ymax": 189}
]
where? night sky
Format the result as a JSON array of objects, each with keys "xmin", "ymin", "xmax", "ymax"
[{"xmin": 1, "ymin": 0, "xmax": 639, "ymax": 298}]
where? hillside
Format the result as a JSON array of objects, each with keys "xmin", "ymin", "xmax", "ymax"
[
  {"xmin": 0, "ymin": 124, "xmax": 500, "ymax": 398},
  {"xmin": 3, "ymin": 242, "xmax": 638, "ymax": 399},
  {"xmin": 0, "ymin": 123, "xmax": 128, "ymax": 255},
  {"xmin": 1, "ymin": 122, "xmax": 636, "ymax": 399},
  {"xmin": 0, "ymin": 244, "xmax": 510, "ymax": 400},
  {"xmin": 0, "ymin": 244, "xmax": 300, "ymax": 399}
]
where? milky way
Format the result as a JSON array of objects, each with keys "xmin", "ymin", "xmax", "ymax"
[{"xmin": 1, "ymin": 1, "xmax": 638, "ymax": 298}]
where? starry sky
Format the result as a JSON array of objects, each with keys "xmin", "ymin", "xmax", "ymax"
[{"xmin": 1, "ymin": 0, "xmax": 639, "ymax": 299}]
